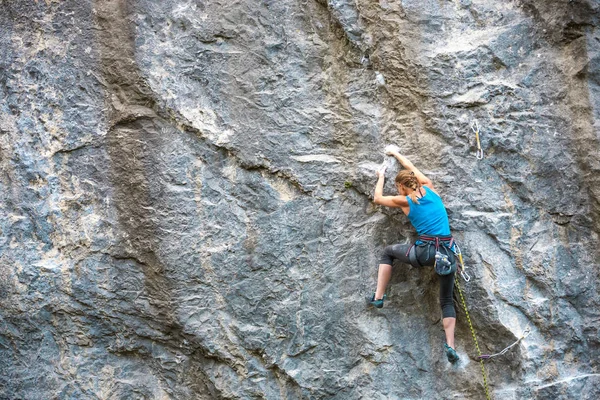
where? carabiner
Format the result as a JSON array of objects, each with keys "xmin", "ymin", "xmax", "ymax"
[{"xmin": 471, "ymin": 120, "xmax": 484, "ymax": 160}]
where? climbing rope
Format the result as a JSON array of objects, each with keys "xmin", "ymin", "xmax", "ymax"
[
  {"xmin": 471, "ymin": 120, "xmax": 484, "ymax": 160},
  {"xmin": 476, "ymin": 326, "xmax": 531, "ymax": 360},
  {"xmin": 454, "ymin": 275, "xmax": 492, "ymax": 400}
]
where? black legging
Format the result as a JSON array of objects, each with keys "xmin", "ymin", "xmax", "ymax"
[{"xmin": 380, "ymin": 243, "xmax": 456, "ymax": 318}]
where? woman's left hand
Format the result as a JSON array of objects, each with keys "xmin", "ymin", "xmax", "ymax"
[{"xmin": 376, "ymin": 167, "xmax": 386, "ymax": 179}]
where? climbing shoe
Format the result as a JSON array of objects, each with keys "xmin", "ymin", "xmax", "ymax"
[
  {"xmin": 444, "ymin": 344, "xmax": 459, "ymax": 363},
  {"xmin": 366, "ymin": 293, "xmax": 386, "ymax": 309}
]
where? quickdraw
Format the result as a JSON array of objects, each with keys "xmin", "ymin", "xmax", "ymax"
[
  {"xmin": 471, "ymin": 120, "xmax": 484, "ymax": 160},
  {"xmin": 452, "ymin": 243, "xmax": 471, "ymax": 282}
]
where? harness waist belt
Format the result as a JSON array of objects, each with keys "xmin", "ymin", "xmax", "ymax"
[
  {"xmin": 418, "ymin": 235, "xmax": 453, "ymax": 242},
  {"xmin": 405, "ymin": 235, "xmax": 456, "ymax": 262},
  {"xmin": 416, "ymin": 235, "xmax": 455, "ymax": 254}
]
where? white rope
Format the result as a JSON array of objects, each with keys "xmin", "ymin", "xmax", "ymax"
[{"xmin": 478, "ymin": 326, "xmax": 532, "ymax": 360}]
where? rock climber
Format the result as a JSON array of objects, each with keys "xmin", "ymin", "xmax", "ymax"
[{"xmin": 368, "ymin": 147, "xmax": 459, "ymax": 363}]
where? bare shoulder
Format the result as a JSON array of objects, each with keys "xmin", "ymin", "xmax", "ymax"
[{"xmin": 423, "ymin": 182, "xmax": 439, "ymax": 195}]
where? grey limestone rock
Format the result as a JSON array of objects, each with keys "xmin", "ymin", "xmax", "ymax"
[{"xmin": 1, "ymin": 0, "xmax": 599, "ymax": 399}]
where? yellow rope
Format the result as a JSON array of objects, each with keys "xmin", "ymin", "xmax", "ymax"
[{"xmin": 455, "ymin": 253, "xmax": 492, "ymax": 400}]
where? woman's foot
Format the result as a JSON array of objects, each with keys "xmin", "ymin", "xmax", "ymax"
[
  {"xmin": 366, "ymin": 293, "xmax": 386, "ymax": 308},
  {"xmin": 444, "ymin": 343, "xmax": 459, "ymax": 363}
]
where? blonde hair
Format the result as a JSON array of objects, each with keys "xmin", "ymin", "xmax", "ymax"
[{"xmin": 395, "ymin": 170, "xmax": 422, "ymax": 204}]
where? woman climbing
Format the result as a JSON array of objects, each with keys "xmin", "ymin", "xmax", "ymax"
[{"xmin": 368, "ymin": 147, "xmax": 459, "ymax": 363}]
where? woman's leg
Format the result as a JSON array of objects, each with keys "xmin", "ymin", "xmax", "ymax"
[
  {"xmin": 374, "ymin": 244, "xmax": 412, "ymax": 300},
  {"xmin": 443, "ymin": 316, "xmax": 456, "ymax": 349},
  {"xmin": 375, "ymin": 264, "xmax": 392, "ymax": 300},
  {"xmin": 416, "ymin": 245, "xmax": 457, "ymax": 348},
  {"xmin": 377, "ymin": 242, "xmax": 459, "ymax": 358},
  {"xmin": 439, "ymin": 272, "xmax": 457, "ymax": 347}
]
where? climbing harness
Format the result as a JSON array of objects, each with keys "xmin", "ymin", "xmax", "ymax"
[
  {"xmin": 471, "ymin": 120, "xmax": 484, "ymax": 160},
  {"xmin": 476, "ymin": 326, "xmax": 532, "ymax": 360},
  {"xmin": 406, "ymin": 235, "xmax": 454, "ymax": 271},
  {"xmin": 406, "ymin": 235, "xmax": 463, "ymax": 277},
  {"xmin": 429, "ymin": 236, "xmax": 456, "ymax": 276},
  {"xmin": 455, "ymin": 276, "xmax": 492, "ymax": 400}
]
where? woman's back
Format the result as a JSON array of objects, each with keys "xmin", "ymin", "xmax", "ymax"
[{"xmin": 407, "ymin": 186, "xmax": 450, "ymax": 236}]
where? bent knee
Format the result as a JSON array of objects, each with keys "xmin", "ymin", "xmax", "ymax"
[
  {"xmin": 379, "ymin": 245, "xmax": 396, "ymax": 266},
  {"xmin": 440, "ymin": 298, "xmax": 456, "ymax": 318}
]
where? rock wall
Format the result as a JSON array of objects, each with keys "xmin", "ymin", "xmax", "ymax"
[{"xmin": 1, "ymin": 0, "xmax": 599, "ymax": 399}]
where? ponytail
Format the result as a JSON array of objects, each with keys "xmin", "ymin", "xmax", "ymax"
[{"xmin": 395, "ymin": 171, "xmax": 422, "ymax": 204}]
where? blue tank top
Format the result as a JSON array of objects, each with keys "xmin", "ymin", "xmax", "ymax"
[{"xmin": 406, "ymin": 186, "xmax": 451, "ymax": 236}]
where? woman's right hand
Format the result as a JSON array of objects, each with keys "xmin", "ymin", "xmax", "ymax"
[{"xmin": 384, "ymin": 144, "xmax": 401, "ymax": 156}]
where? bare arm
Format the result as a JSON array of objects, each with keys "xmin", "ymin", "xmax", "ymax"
[
  {"xmin": 387, "ymin": 150, "xmax": 434, "ymax": 190},
  {"xmin": 373, "ymin": 168, "xmax": 409, "ymax": 208}
]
